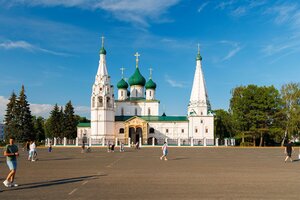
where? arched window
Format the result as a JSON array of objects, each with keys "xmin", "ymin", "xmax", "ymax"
[
  {"xmin": 121, "ymin": 91, "xmax": 123, "ymax": 97},
  {"xmin": 119, "ymin": 128, "xmax": 124, "ymax": 134},
  {"xmin": 205, "ymin": 128, "xmax": 208, "ymax": 133},
  {"xmin": 148, "ymin": 108, "xmax": 151, "ymax": 116},
  {"xmin": 181, "ymin": 129, "xmax": 184, "ymax": 133},
  {"xmin": 201, "ymin": 111, "xmax": 203, "ymax": 115},
  {"xmin": 201, "ymin": 120, "xmax": 203, "ymax": 123},
  {"xmin": 92, "ymin": 97, "xmax": 95, "ymax": 107},
  {"xmin": 149, "ymin": 128, "xmax": 155, "ymax": 133},
  {"xmin": 166, "ymin": 129, "xmax": 169, "ymax": 133},
  {"xmin": 107, "ymin": 97, "xmax": 111, "ymax": 107},
  {"xmin": 135, "ymin": 90, "xmax": 138, "ymax": 97},
  {"xmin": 150, "ymin": 91, "xmax": 152, "ymax": 96},
  {"xmin": 195, "ymin": 128, "xmax": 198, "ymax": 133},
  {"xmin": 121, "ymin": 108, "xmax": 124, "ymax": 116},
  {"xmin": 135, "ymin": 108, "xmax": 138, "ymax": 116},
  {"xmin": 98, "ymin": 96, "xmax": 103, "ymax": 107}
]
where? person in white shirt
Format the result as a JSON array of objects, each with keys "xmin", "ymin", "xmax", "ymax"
[
  {"xmin": 28, "ymin": 140, "xmax": 37, "ymax": 162},
  {"xmin": 160, "ymin": 142, "xmax": 168, "ymax": 161}
]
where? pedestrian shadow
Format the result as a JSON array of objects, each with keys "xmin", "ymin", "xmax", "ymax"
[
  {"xmin": 171, "ymin": 157, "xmax": 189, "ymax": 161},
  {"xmin": 4, "ymin": 174, "xmax": 107, "ymax": 191},
  {"xmin": 292, "ymin": 159, "xmax": 300, "ymax": 162},
  {"xmin": 37, "ymin": 157, "xmax": 77, "ymax": 162}
]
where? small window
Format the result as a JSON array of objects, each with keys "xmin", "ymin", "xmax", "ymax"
[
  {"xmin": 121, "ymin": 91, "xmax": 123, "ymax": 96},
  {"xmin": 135, "ymin": 108, "xmax": 138, "ymax": 116},
  {"xmin": 205, "ymin": 128, "xmax": 208, "ymax": 133},
  {"xmin": 150, "ymin": 91, "xmax": 152, "ymax": 96},
  {"xmin": 166, "ymin": 129, "xmax": 169, "ymax": 133},
  {"xmin": 121, "ymin": 108, "xmax": 124, "ymax": 116},
  {"xmin": 92, "ymin": 97, "xmax": 95, "ymax": 107},
  {"xmin": 201, "ymin": 120, "xmax": 203, "ymax": 123},
  {"xmin": 148, "ymin": 108, "xmax": 151, "ymax": 116},
  {"xmin": 181, "ymin": 129, "xmax": 184, "ymax": 133},
  {"xmin": 201, "ymin": 112, "xmax": 203, "ymax": 115},
  {"xmin": 195, "ymin": 129, "xmax": 198, "ymax": 133},
  {"xmin": 149, "ymin": 128, "xmax": 155, "ymax": 133},
  {"xmin": 119, "ymin": 128, "xmax": 124, "ymax": 134}
]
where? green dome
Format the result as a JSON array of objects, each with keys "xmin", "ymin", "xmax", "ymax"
[
  {"xmin": 100, "ymin": 47, "xmax": 106, "ymax": 55},
  {"xmin": 145, "ymin": 78, "xmax": 157, "ymax": 89},
  {"xmin": 196, "ymin": 52, "xmax": 202, "ymax": 61},
  {"xmin": 128, "ymin": 68, "xmax": 146, "ymax": 86},
  {"xmin": 117, "ymin": 78, "xmax": 128, "ymax": 89}
]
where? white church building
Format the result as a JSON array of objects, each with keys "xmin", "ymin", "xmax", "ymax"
[{"xmin": 77, "ymin": 38, "xmax": 214, "ymax": 145}]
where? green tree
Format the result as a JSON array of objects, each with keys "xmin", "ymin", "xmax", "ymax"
[
  {"xmin": 16, "ymin": 85, "xmax": 35, "ymax": 141},
  {"xmin": 230, "ymin": 85, "xmax": 282, "ymax": 146},
  {"xmin": 214, "ymin": 109, "xmax": 233, "ymax": 140},
  {"xmin": 33, "ymin": 116, "xmax": 45, "ymax": 142},
  {"xmin": 46, "ymin": 104, "xmax": 64, "ymax": 138},
  {"xmin": 63, "ymin": 101, "xmax": 77, "ymax": 138},
  {"xmin": 280, "ymin": 82, "xmax": 300, "ymax": 144},
  {"xmin": 4, "ymin": 92, "xmax": 19, "ymax": 140}
]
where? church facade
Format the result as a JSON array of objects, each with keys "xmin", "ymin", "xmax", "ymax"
[{"xmin": 77, "ymin": 38, "xmax": 214, "ymax": 145}]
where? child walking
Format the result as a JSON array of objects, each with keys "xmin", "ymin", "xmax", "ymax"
[{"xmin": 160, "ymin": 142, "xmax": 168, "ymax": 161}]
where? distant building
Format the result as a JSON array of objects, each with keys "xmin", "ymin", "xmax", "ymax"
[{"xmin": 0, "ymin": 123, "xmax": 4, "ymax": 140}]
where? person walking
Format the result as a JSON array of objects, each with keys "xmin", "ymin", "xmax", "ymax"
[
  {"xmin": 120, "ymin": 143, "xmax": 125, "ymax": 152},
  {"xmin": 160, "ymin": 142, "xmax": 168, "ymax": 161},
  {"xmin": 48, "ymin": 141, "xmax": 52, "ymax": 152},
  {"xmin": 81, "ymin": 141, "xmax": 85, "ymax": 153},
  {"xmin": 28, "ymin": 140, "xmax": 37, "ymax": 162},
  {"xmin": 3, "ymin": 136, "xmax": 19, "ymax": 187},
  {"xmin": 284, "ymin": 140, "xmax": 294, "ymax": 163}
]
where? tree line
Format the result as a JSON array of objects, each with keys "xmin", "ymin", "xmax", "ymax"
[
  {"xmin": 4, "ymin": 85, "xmax": 89, "ymax": 142},
  {"xmin": 214, "ymin": 82, "xmax": 300, "ymax": 146}
]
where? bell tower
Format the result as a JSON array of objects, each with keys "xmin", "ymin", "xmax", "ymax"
[{"xmin": 91, "ymin": 36, "xmax": 115, "ymax": 140}]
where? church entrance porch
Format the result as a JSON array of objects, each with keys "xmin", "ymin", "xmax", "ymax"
[
  {"xmin": 124, "ymin": 116, "xmax": 148, "ymax": 145},
  {"xmin": 129, "ymin": 127, "xmax": 143, "ymax": 144}
]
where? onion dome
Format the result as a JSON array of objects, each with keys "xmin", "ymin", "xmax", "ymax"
[
  {"xmin": 145, "ymin": 78, "xmax": 156, "ymax": 89},
  {"xmin": 100, "ymin": 36, "xmax": 106, "ymax": 55},
  {"xmin": 117, "ymin": 78, "xmax": 128, "ymax": 89},
  {"xmin": 196, "ymin": 44, "xmax": 202, "ymax": 61},
  {"xmin": 128, "ymin": 68, "xmax": 146, "ymax": 86},
  {"xmin": 100, "ymin": 47, "xmax": 106, "ymax": 55}
]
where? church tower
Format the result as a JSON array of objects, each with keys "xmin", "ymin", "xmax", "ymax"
[
  {"xmin": 91, "ymin": 37, "xmax": 115, "ymax": 140},
  {"xmin": 188, "ymin": 46, "xmax": 214, "ymax": 139}
]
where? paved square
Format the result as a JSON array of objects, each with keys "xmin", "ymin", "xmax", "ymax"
[{"xmin": 0, "ymin": 147, "xmax": 299, "ymax": 199}]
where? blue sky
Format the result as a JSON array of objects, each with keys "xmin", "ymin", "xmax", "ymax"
[{"xmin": 0, "ymin": 0, "xmax": 300, "ymax": 121}]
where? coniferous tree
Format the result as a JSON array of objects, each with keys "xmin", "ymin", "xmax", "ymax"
[
  {"xmin": 33, "ymin": 116, "xmax": 45, "ymax": 142},
  {"xmin": 17, "ymin": 85, "xmax": 35, "ymax": 141},
  {"xmin": 63, "ymin": 101, "xmax": 77, "ymax": 139},
  {"xmin": 47, "ymin": 104, "xmax": 64, "ymax": 138},
  {"xmin": 4, "ymin": 92, "xmax": 19, "ymax": 140}
]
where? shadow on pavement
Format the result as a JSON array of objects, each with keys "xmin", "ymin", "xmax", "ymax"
[
  {"xmin": 3, "ymin": 174, "xmax": 107, "ymax": 192},
  {"xmin": 37, "ymin": 157, "xmax": 78, "ymax": 162},
  {"xmin": 171, "ymin": 157, "xmax": 189, "ymax": 161}
]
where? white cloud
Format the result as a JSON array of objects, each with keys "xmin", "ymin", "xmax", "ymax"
[
  {"xmin": 0, "ymin": 96, "xmax": 90, "ymax": 122},
  {"xmin": 197, "ymin": 2, "xmax": 209, "ymax": 13},
  {"xmin": 220, "ymin": 40, "xmax": 242, "ymax": 61},
  {"xmin": 0, "ymin": 96, "xmax": 9, "ymax": 122},
  {"xmin": 1, "ymin": 0, "xmax": 181, "ymax": 27},
  {"xmin": 165, "ymin": 75, "xmax": 186, "ymax": 88},
  {"xmin": 0, "ymin": 40, "xmax": 71, "ymax": 56}
]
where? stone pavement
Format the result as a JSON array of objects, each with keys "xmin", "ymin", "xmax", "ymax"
[{"xmin": 0, "ymin": 146, "xmax": 299, "ymax": 199}]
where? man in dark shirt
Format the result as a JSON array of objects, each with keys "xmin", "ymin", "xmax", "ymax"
[
  {"xmin": 3, "ymin": 136, "xmax": 19, "ymax": 187},
  {"xmin": 284, "ymin": 140, "xmax": 294, "ymax": 163}
]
